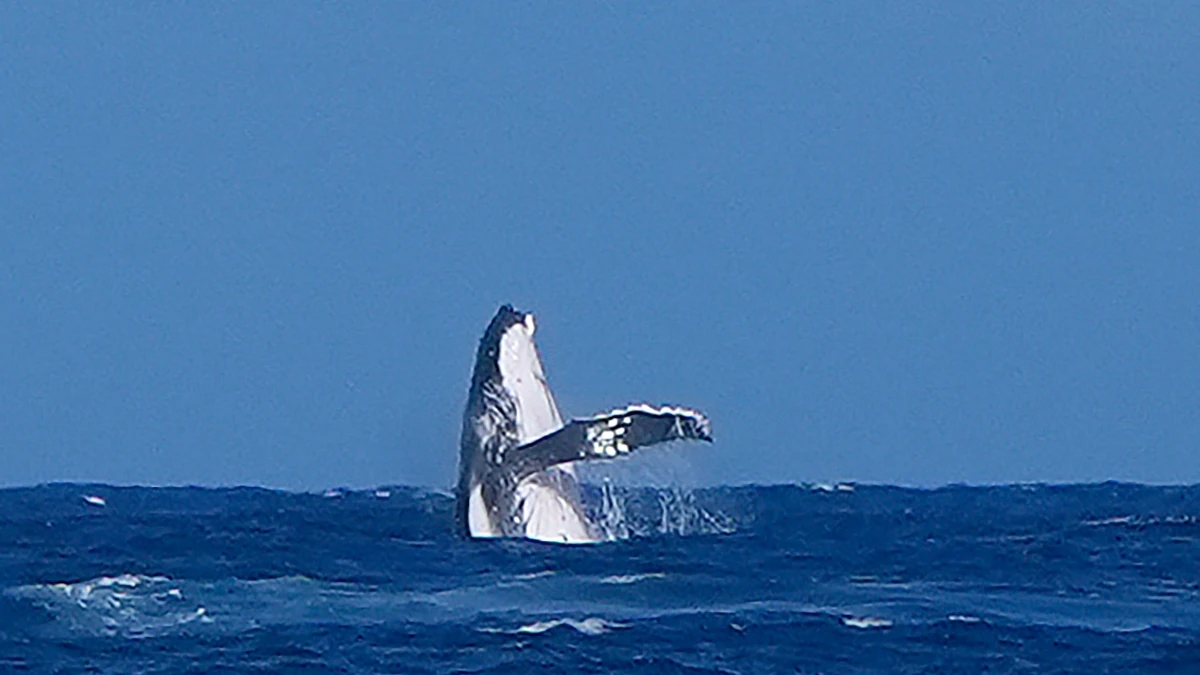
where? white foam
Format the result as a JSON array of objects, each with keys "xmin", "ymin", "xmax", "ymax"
[
  {"xmin": 49, "ymin": 573, "xmax": 165, "ymax": 599},
  {"xmin": 599, "ymin": 573, "xmax": 666, "ymax": 585},
  {"xmin": 842, "ymin": 616, "xmax": 893, "ymax": 629},
  {"xmin": 512, "ymin": 570, "xmax": 556, "ymax": 581},
  {"xmin": 812, "ymin": 482, "xmax": 857, "ymax": 494},
  {"xmin": 11, "ymin": 574, "xmax": 206, "ymax": 638},
  {"xmin": 514, "ymin": 617, "xmax": 627, "ymax": 636},
  {"xmin": 1083, "ymin": 516, "xmax": 1135, "ymax": 526},
  {"xmin": 82, "ymin": 495, "xmax": 106, "ymax": 507}
]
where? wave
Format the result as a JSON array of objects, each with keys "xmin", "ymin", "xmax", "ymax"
[
  {"xmin": 842, "ymin": 616, "xmax": 892, "ymax": 629},
  {"xmin": 597, "ymin": 572, "xmax": 666, "ymax": 585},
  {"xmin": 7, "ymin": 574, "xmax": 211, "ymax": 639},
  {"xmin": 480, "ymin": 617, "xmax": 628, "ymax": 636},
  {"xmin": 5, "ymin": 481, "xmax": 1200, "ymax": 654},
  {"xmin": 10, "ymin": 569, "xmax": 1199, "ymax": 642}
]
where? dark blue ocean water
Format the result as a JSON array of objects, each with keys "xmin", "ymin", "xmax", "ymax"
[{"xmin": 2, "ymin": 482, "xmax": 1199, "ymax": 673}]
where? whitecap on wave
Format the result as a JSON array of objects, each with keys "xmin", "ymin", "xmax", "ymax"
[
  {"xmin": 598, "ymin": 572, "xmax": 666, "ymax": 585},
  {"xmin": 480, "ymin": 617, "xmax": 627, "ymax": 636},
  {"xmin": 842, "ymin": 616, "xmax": 893, "ymax": 629},
  {"xmin": 948, "ymin": 614, "xmax": 983, "ymax": 624},
  {"xmin": 512, "ymin": 570, "xmax": 557, "ymax": 581},
  {"xmin": 8, "ymin": 574, "xmax": 211, "ymax": 638}
]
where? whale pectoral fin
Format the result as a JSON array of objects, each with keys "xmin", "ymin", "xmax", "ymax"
[
  {"xmin": 506, "ymin": 405, "xmax": 711, "ymax": 482},
  {"xmin": 505, "ymin": 424, "xmax": 589, "ymax": 482}
]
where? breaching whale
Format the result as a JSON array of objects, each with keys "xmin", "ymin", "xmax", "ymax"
[{"xmin": 455, "ymin": 305, "xmax": 712, "ymax": 543}]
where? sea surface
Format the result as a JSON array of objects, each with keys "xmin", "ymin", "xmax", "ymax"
[{"xmin": 2, "ymin": 481, "xmax": 1199, "ymax": 673}]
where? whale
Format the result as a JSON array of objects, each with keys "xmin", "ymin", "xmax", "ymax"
[{"xmin": 455, "ymin": 305, "xmax": 712, "ymax": 543}]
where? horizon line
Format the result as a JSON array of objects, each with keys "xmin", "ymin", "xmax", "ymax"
[{"xmin": 3, "ymin": 479, "xmax": 1198, "ymax": 493}]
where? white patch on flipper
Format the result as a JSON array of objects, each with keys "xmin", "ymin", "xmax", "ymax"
[
  {"xmin": 578, "ymin": 403, "xmax": 712, "ymax": 444},
  {"xmin": 515, "ymin": 475, "xmax": 596, "ymax": 544},
  {"xmin": 580, "ymin": 403, "xmax": 709, "ymax": 424}
]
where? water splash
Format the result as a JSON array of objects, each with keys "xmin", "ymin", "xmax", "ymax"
[
  {"xmin": 654, "ymin": 486, "xmax": 736, "ymax": 536},
  {"xmin": 584, "ymin": 482, "xmax": 735, "ymax": 539},
  {"xmin": 577, "ymin": 444, "xmax": 736, "ymax": 539},
  {"xmin": 592, "ymin": 479, "xmax": 631, "ymax": 541}
]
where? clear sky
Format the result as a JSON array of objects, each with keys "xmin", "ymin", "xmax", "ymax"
[{"xmin": 2, "ymin": 4, "xmax": 1198, "ymax": 489}]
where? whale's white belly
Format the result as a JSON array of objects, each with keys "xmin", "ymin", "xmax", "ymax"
[{"xmin": 515, "ymin": 475, "xmax": 598, "ymax": 544}]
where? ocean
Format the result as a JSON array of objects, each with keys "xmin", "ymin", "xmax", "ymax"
[{"xmin": 2, "ymin": 481, "xmax": 1198, "ymax": 673}]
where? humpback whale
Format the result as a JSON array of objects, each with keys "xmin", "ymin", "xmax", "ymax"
[{"xmin": 456, "ymin": 305, "xmax": 712, "ymax": 543}]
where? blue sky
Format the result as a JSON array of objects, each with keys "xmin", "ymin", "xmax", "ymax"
[{"xmin": 1, "ymin": 3, "xmax": 1197, "ymax": 489}]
